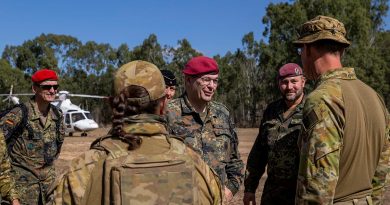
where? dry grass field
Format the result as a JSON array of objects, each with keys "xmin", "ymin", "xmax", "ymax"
[{"xmin": 55, "ymin": 128, "xmax": 390, "ymax": 204}]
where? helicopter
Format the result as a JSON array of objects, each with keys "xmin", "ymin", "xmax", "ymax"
[{"xmin": 0, "ymin": 86, "xmax": 107, "ymax": 137}]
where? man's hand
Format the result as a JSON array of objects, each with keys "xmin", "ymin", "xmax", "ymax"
[
  {"xmin": 224, "ymin": 187, "xmax": 233, "ymax": 202},
  {"xmin": 12, "ymin": 199, "xmax": 20, "ymax": 205},
  {"xmin": 243, "ymin": 192, "xmax": 256, "ymax": 205}
]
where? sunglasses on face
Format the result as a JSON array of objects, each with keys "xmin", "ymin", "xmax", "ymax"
[{"xmin": 38, "ymin": 84, "xmax": 59, "ymax": 90}]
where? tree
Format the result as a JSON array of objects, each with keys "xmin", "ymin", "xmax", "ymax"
[
  {"xmin": 2, "ymin": 34, "xmax": 81, "ymax": 74},
  {"xmin": 0, "ymin": 59, "xmax": 31, "ymax": 108},
  {"xmin": 165, "ymin": 39, "xmax": 202, "ymax": 96},
  {"xmin": 257, "ymin": 0, "xmax": 389, "ymax": 112},
  {"xmin": 131, "ymin": 34, "xmax": 165, "ymax": 68}
]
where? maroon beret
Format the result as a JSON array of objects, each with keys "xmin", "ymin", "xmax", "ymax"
[
  {"xmin": 182, "ymin": 56, "xmax": 219, "ymax": 76},
  {"xmin": 31, "ymin": 69, "xmax": 58, "ymax": 83},
  {"xmin": 278, "ymin": 63, "xmax": 303, "ymax": 79}
]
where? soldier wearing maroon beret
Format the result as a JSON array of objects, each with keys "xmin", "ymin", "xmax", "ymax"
[
  {"xmin": 166, "ymin": 56, "xmax": 244, "ymax": 202},
  {"xmin": 0, "ymin": 68, "xmax": 65, "ymax": 205},
  {"xmin": 243, "ymin": 63, "xmax": 306, "ymax": 205}
]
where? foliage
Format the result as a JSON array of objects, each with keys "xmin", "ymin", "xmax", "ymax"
[{"xmin": 0, "ymin": 0, "xmax": 388, "ymax": 126}]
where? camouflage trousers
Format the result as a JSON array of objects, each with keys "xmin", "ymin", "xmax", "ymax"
[
  {"xmin": 334, "ymin": 196, "xmax": 373, "ymax": 205},
  {"xmin": 12, "ymin": 166, "xmax": 55, "ymax": 205}
]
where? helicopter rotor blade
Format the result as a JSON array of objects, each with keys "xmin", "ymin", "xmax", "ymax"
[
  {"xmin": 0, "ymin": 94, "xmax": 34, "ymax": 96},
  {"xmin": 67, "ymin": 94, "xmax": 108, "ymax": 99}
]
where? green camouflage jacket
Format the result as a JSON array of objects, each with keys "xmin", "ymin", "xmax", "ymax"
[
  {"xmin": 0, "ymin": 98, "xmax": 65, "ymax": 204},
  {"xmin": 52, "ymin": 114, "xmax": 223, "ymax": 205},
  {"xmin": 166, "ymin": 95, "xmax": 244, "ymax": 195},
  {"xmin": 0, "ymin": 132, "xmax": 19, "ymax": 202},
  {"xmin": 245, "ymin": 98, "xmax": 304, "ymax": 204},
  {"xmin": 297, "ymin": 67, "xmax": 390, "ymax": 204}
]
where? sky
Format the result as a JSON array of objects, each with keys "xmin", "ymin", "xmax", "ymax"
[{"xmin": 0, "ymin": 0, "xmax": 389, "ymax": 57}]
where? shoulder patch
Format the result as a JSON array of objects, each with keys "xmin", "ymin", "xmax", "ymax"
[
  {"xmin": 5, "ymin": 119, "xmax": 14, "ymax": 126},
  {"xmin": 302, "ymin": 109, "xmax": 319, "ymax": 131}
]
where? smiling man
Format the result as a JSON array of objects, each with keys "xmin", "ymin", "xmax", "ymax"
[
  {"xmin": 0, "ymin": 69, "xmax": 65, "ymax": 205},
  {"xmin": 243, "ymin": 63, "xmax": 306, "ymax": 205},
  {"xmin": 166, "ymin": 56, "xmax": 244, "ymax": 203}
]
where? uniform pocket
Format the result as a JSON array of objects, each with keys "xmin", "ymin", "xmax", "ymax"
[
  {"xmin": 263, "ymin": 120, "xmax": 280, "ymax": 146},
  {"xmin": 25, "ymin": 132, "xmax": 45, "ymax": 159},
  {"xmin": 213, "ymin": 125, "xmax": 232, "ymax": 161}
]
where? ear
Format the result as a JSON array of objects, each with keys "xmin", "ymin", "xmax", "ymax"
[
  {"xmin": 32, "ymin": 85, "xmax": 37, "ymax": 94},
  {"xmin": 184, "ymin": 75, "xmax": 192, "ymax": 90},
  {"xmin": 304, "ymin": 44, "xmax": 311, "ymax": 56},
  {"xmin": 339, "ymin": 48, "xmax": 345, "ymax": 58},
  {"xmin": 158, "ymin": 98, "xmax": 167, "ymax": 115},
  {"xmin": 301, "ymin": 76, "xmax": 306, "ymax": 87},
  {"xmin": 184, "ymin": 75, "xmax": 191, "ymax": 85}
]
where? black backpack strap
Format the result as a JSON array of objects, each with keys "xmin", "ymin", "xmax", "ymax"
[{"xmin": 3, "ymin": 103, "xmax": 32, "ymax": 150}]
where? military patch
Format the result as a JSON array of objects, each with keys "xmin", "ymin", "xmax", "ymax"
[
  {"xmin": 302, "ymin": 109, "xmax": 319, "ymax": 131},
  {"xmin": 5, "ymin": 119, "xmax": 14, "ymax": 125}
]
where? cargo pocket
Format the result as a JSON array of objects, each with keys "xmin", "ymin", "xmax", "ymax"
[
  {"xmin": 25, "ymin": 131, "xmax": 44, "ymax": 159},
  {"xmin": 213, "ymin": 125, "xmax": 232, "ymax": 162},
  {"xmin": 263, "ymin": 120, "xmax": 280, "ymax": 146}
]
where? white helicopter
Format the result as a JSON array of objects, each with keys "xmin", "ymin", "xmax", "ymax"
[{"xmin": 0, "ymin": 86, "xmax": 107, "ymax": 137}]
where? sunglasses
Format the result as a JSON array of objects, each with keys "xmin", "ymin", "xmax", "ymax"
[{"xmin": 38, "ymin": 84, "xmax": 59, "ymax": 90}]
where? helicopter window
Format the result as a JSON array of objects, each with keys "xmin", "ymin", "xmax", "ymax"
[
  {"xmin": 65, "ymin": 114, "xmax": 71, "ymax": 124},
  {"xmin": 84, "ymin": 112, "xmax": 93, "ymax": 119},
  {"xmin": 71, "ymin": 113, "xmax": 85, "ymax": 122}
]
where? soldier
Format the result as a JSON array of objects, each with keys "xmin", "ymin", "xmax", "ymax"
[
  {"xmin": 0, "ymin": 132, "xmax": 20, "ymax": 205},
  {"xmin": 161, "ymin": 69, "xmax": 177, "ymax": 103},
  {"xmin": 166, "ymin": 56, "xmax": 244, "ymax": 202},
  {"xmin": 0, "ymin": 69, "xmax": 65, "ymax": 205},
  {"xmin": 51, "ymin": 60, "xmax": 223, "ymax": 205},
  {"xmin": 294, "ymin": 15, "xmax": 390, "ymax": 204},
  {"xmin": 243, "ymin": 63, "xmax": 306, "ymax": 205}
]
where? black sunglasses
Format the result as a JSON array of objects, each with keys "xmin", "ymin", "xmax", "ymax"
[{"xmin": 38, "ymin": 84, "xmax": 59, "ymax": 90}]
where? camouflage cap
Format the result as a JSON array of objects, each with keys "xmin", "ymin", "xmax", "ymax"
[
  {"xmin": 114, "ymin": 60, "xmax": 166, "ymax": 101},
  {"xmin": 293, "ymin": 15, "xmax": 350, "ymax": 47}
]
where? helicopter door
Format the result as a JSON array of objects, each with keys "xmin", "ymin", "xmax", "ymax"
[{"xmin": 64, "ymin": 113, "xmax": 74, "ymax": 133}]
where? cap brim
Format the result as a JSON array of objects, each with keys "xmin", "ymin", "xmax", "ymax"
[{"xmin": 293, "ymin": 31, "xmax": 350, "ymax": 47}]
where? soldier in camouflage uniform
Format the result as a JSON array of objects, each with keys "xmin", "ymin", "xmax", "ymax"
[
  {"xmin": 161, "ymin": 69, "xmax": 177, "ymax": 103},
  {"xmin": 51, "ymin": 60, "xmax": 223, "ymax": 205},
  {"xmin": 0, "ymin": 69, "xmax": 65, "ymax": 205},
  {"xmin": 294, "ymin": 15, "xmax": 390, "ymax": 204},
  {"xmin": 243, "ymin": 63, "xmax": 306, "ymax": 205},
  {"xmin": 166, "ymin": 56, "xmax": 244, "ymax": 202},
  {"xmin": 0, "ymin": 132, "xmax": 19, "ymax": 205}
]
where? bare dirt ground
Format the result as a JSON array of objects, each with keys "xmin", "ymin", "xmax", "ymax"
[{"xmin": 55, "ymin": 128, "xmax": 390, "ymax": 204}]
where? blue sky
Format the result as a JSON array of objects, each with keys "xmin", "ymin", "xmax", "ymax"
[{"xmin": 0, "ymin": 0, "xmax": 389, "ymax": 57}]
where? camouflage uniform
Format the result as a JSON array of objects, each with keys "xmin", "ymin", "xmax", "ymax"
[
  {"xmin": 52, "ymin": 114, "xmax": 223, "ymax": 205},
  {"xmin": 0, "ymin": 98, "xmax": 65, "ymax": 205},
  {"xmin": 297, "ymin": 67, "xmax": 390, "ymax": 204},
  {"xmin": 244, "ymin": 98, "xmax": 304, "ymax": 205},
  {"xmin": 166, "ymin": 95, "xmax": 244, "ymax": 195},
  {"xmin": 0, "ymin": 132, "xmax": 19, "ymax": 202}
]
